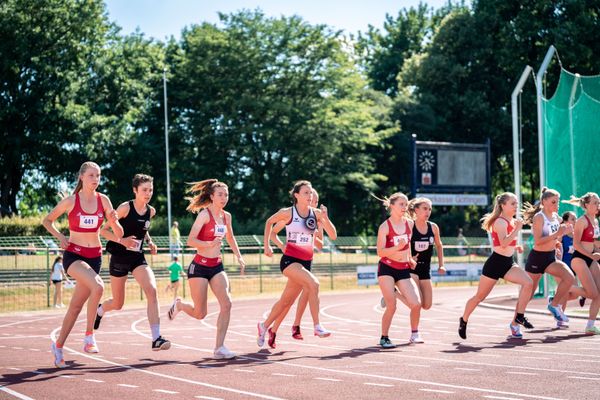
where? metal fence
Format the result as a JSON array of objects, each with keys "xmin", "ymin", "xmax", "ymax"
[{"xmin": 0, "ymin": 235, "xmax": 494, "ymax": 313}]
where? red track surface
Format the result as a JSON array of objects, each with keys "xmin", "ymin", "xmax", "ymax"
[{"xmin": 1, "ymin": 286, "xmax": 599, "ymax": 400}]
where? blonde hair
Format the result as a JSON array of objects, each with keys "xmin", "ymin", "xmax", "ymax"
[
  {"xmin": 289, "ymin": 180, "xmax": 312, "ymax": 205},
  {"xmin": 522, "ymin": 187, "xmax": 560, "ymax": 225},
  {"xmin": 481, "ymin": 192, "xmax": 517, "ymax": 232},
  {"xmin": 372, "ymin": 192, "xmax": 408, "ymax": 210},
  {"xmin": 562, "ymin": 192, "xmax": 599, "ymax": 210},
  {"xmin": 73, "ymin": 161, "xmax": 100, "ymax": 194},
  {"xmin": 185, "ymin": 179, "xmax": 228, "ymax": 213},
  {"xmin": 407, "ymin": 197, "xmax": 432, "ymax": 219}
]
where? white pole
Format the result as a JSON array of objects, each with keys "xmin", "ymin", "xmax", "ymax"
[
  {"xmin": 536, "ymin": 45, "xmax": 556, "ymax": 189},
  {"xmin": 568, "ymin": 73, "xmax": 580, "ymax": 196},
  {"xmin": 163, "ymin": 69, "xmax": 172, "ymax": 250},
  {"xmin": 512, "ymin": 65, "xmax": 533, "ymax": 267}
]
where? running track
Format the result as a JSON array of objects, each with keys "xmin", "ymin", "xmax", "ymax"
[{"xmin": 1, "ymin": 286, "xmax": 599, "ymax": 400}]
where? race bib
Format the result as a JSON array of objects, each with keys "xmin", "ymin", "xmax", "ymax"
[
  {"xmin": 126, "ymin": 239, "xmax": 142, "ymax": 252},
  {"xmin": 393, "ymin": 234, "xmax": 408, "ymax": 247},
  {"xmin": 79, "ymin": 215, "xmax": 98, "ymax": 229},
  {"xmin": 593, "ymin": 225, "xmax": 599, "ymax": 239},
  {"xmin": 297, "ymin": 233, "xmax": 312, "ymax": 246},
  {"xmin": 568, "ymin": 245, "xmax": 574, "ymax": 254},
  {"xmin": 214, "ymin": 224, "xmax": 227, "ymax": 237},
  {"xmin": 414, "ymin": 241, "xmax": 430, "ymax": 252},
  {"xmin": 549, "ymin": 222, "xmax": 559, "ymax": 234}
]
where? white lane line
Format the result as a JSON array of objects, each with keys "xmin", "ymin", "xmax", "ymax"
[
  {"xmin": 364, "ymin": 382, "xmax": 394, "ymax": 387},
  {"xmin": 574, "ymin": 359, "xmax": 600, "ymax": 363},
  {"xmin": 363, "ymin": 361, "xmax": 384, "ymax": 364},
  {"xmin": 234, "ymin": 369, "xmax": 255, "ymax": 373},
  {"xmin": 484, "ymin": 396, "xmax": 524, "ymax": 400},
  {"xmin": 28, "ymin": 349, "xmax": 40, "ymax": 352},
  {"xmin": 12, "ymin": 347, "xmax": 23, "ymax": 350},
  {"xmin": 455, "ymin": 368, "xmax": 481, "ymax": 372},
  {"xmin": 85, "ymin": 379, "xmax": 104, "ymax": 383},
  {"xmin": 7, "ymin": 368, "xmax": 22, "ymax": 371},
  {"xmin": 568, "ymin": 376, "xmax": 600, "ymax": 381},
  {"xmin": 506, "ymin": 372, "xmax": 538, "ymax": 376},
  {"xmin": 53, "ymin": 324, "xmax": 284, "ymax": 400},
  {"xmin": 419, "ymin": 388, "xmax": 454, "ymax": 394},
  {"xmin": 314, "ymin": 377, "xmax": 342, "ymax": 382},
  {"xmin": 118, "ymin": 384, "xmax": 139, "ymax": 388},
  {"xmin": 195, "ymin": 396, "xmax": 224, "ymax": 400},
  {"xmin": 0, "ymin": 316, "xmax": 59, "ymax": 328},
  {"xmin": 113, "ymin": 357, "xmax": 128, "ymax": 360},
  {"xmin": 272, "ymin": 373, "xmax": 295, "ymax": 377},
  {"xmin": 59, "ymin": 375, "xmax": 74, "ymax": 379},
  {"xmin": 154, "ymin": 389, "xmax": 179, "ymax": 394},
  {"xmin": 407, "ymin": 364, "xmax": 430, "ymax": 368},
  {"xmin": 0, "ymin": 386, "xmax": 35, "ymax": 400},
  {"xmin": 477, "ymin": 354, "xmax": 501, "ymax": 358},
  {"xmin": 522, "ymin": 357, "xmax": 550, "ymax": 360}
]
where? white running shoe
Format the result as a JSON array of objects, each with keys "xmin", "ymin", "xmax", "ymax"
[
  {"xmin": 257, "ymin": 322, "xmax": 267, "ymax": 347},
  {"xmin": 51, "ymin": 342, "xmax": 66, "ymax": 368},
  {"xmin": 409, "ymin": 332, "xmax": 424, "ymax": 344},
  {"xmin": 214, "ymin": 346, "xmax": 236, "ymax": 359},
  {"xmin": 557, "ymin": 305, "xmax": 569, "ymax": 322},
  {"xmin": 556, "ymin": 320, "xmax": 569, "ymax": 329},
  {"xmin": 83, "ymin": 334, "xmax": 99, "ymax": 353},
  {"xmin": 167, "ymin": 298, "xmax": 181, "ymax": 321},
  {"xmin": 314, "ymin": 324, "xmax": 331, "ymax": 338}
]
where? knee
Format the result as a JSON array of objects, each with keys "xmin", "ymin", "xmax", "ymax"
[
  {"xmin": 91, "ymin": 283, "xmax": 104, "ymax": 299},
  {"xmin": 307, "ymin": 280, "xmax": 319, "ymax": 293},
  {"xmin": 220, "ymin": 298, "xmax": 232, "ymax": 313},
  {"xmin": 421, "ymin": 301, "xmax": 432, "ymax": 310},
  {"xmin": 145, "ymin": 287, "xmax": 158, "ymax": 302},
  {"xmin": 522, "ymin": 278, "xmax": 534, "ymax": 290},
  {"xmin": 409, "ymin": 301, "xmax": 421, "ymax": 311},
  {"xmin": 192, "ymin": 309, "xmax": 207, "ymax": 320},
  {"xmin": 113, "ymin": 299, "xmax": 124, "ymax": 310}
]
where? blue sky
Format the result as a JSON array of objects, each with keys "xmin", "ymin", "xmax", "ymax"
[{"xmin": 104, "ymin": 0, "xmax": 460, "ymax": 40}]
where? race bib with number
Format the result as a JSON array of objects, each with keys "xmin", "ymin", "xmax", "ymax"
[
  {"xmin": 593, "ymin": 225, "xmax": 599, "ymax": 239},
  {"xmin": 549, "ymin": 222, "xmax": 559, "ymax": 234},
  {"xmin": 414, "ymin": 241, "xmax": 430, "ymax": 252},
  {"xmin": 79, "ymin": 215, "xmax": 99, "ymax": 229},
  {"xmin": 297, "ymin": 233, "xmax": 312, "ymax": 246},
  {"xmin": 393, "ymin": 234, "xmax": 408, "ymax": 246},
  {"xmin": 126, "ymin": 239, "xmax": 143, "ymax": 252},
  {"xmin": 214, "ymin": 224, "xmax": 227, "ymax": 237}
]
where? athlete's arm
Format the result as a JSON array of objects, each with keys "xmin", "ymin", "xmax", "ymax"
[
  {"xmin": 42, "ymin": 196, "xmax": 75, "ymax": 249},
  {"xmin": 314, "ymin": 222, "xmax": 324, "ymax": 251},
  {"xmin": 187, "ymin": 210, "xmax": 220, "ymax": 250},
  {"xmin": 224, "ymin": 211, "xmax": 246, "ymax": 273},
  {"xmin": 100, "ymin": 194, "xmax": 124, "ymax": 239},
  {"xmin": 316, "ymin": 205, "xmax": 337, "ymax": 240},
  {"xmin": 531, "ymin": 214, "xmax": 563, "ymax": 246},
  {"xmin": 269, "ymin": 220, "xmax": 287, "ymax": 252},
  {"xmin": 264, "ymin": 208, "xmax": 291, "ymax": 257},
  {"xmin": 573, "ymin": 217, "xmax": 599, "ymax": 260},
  {"xmin": 432, "ymin": 222, "xmax": 445, "ymax": 269},
  {"xmin": 144, "ymin": 206, "xmax": 158, "ymax": 254}
]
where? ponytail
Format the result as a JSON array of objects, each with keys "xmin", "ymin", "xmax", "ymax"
[
  {"xmin": 185, "ymin": 179, "xmax": 228, "ymax": 213},
  {"xmin": 561, "ymin": 192, "xmax": 599, "ymax": 210},
  {"xmin": 371, "ymin": 192, "xmax": 408, "ymax": 210},
  {"xmin": 481, "ymin": 192, "xmax": 516, "ymax": 232}
]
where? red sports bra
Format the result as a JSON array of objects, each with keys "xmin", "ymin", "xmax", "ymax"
[
  {"xmin": 581, "ymin": 215, "xmax": 599, "ymax": 243},
  {"xmin": 197, "ymin": 209, "xmax": 227, "ymax": 241},
  {"xmin": 67, "ymin": 193, "xmax": 104, "ymax": 233},
  {"xmin": 385, "ymin": 219, "xmax": 411, "ymax": 251},
  {"xmin": 492, "ymin": 216, "xmax": 517, "ymax": 247}
]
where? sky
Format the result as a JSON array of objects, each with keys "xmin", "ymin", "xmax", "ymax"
[{"xmin": 104, "ymin": 0, "xmax": 461, "ymax": 40}]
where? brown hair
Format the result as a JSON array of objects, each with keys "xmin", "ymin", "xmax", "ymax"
[
  {"xmin": 132, "ymin": 174, "xmax": 153, "ymax": 189},
  {"xmin": 522, "ymin": 187, "xmax": 560, "ymax": 225},
  {"xmin": 73, "ymin": 161, "xmax": 100, "ymax": 194},
  {"xmin": 185, "ymin": 179, "xmax": 228, "ymax": 213},
  {"xmin": 289, "ymin": 180, "xmax": 312, "ymax": 205},
  {"xmin": 407, "ymin": 197, "xmax": 432, "ymax": 219},
  {"xmin": 562, "ymin": 192, "xmax": 599, "ymax": 211},
  {"xmin": 481, "ymin": 192, "xmax": 517, "ymax": 232},
  {"xmin": 561, "ymin": 211, "xmax": 576, "ymax": 223},
  {"xmin": 372, "ymin": 192, "xmax": 408, "ymax": 210}
]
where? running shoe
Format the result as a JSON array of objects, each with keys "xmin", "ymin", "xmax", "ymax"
[
  {"xmin": 585, "ymin": 326, "xmax": 600, "ymax": 335},
  {"xmin": 214, "ymin": 346, "xmax": 236, "ymax": 359},
  {"xmin": 83, "ymin": 334, "xmax": 99, "ymax": 353},
  {"xmin": 458, "ymin": 317, "xmax": 468, "ymax": 339},
  {"xmin": 314, "ymin": 324, "xmax": 331, "ymax": 338},
  {"xmin": 152, "ymin": 336, "xmax": 171, "ymax": 351},
  {"xmin": 558, "ymin": 305, "xmax": 569, "ymax": 322},
  {"xmin": 556, "ymin": 320, "xmax": 569, "ymax": 329},
  {"xmin": 409, "ymin": 332, "xmax": 424, "ymax": 344},
  {"xmin": 291, "ymin": 325, "xmax": 304, "ymax": 340},
  {"xmin": 514, "ymin": 315, "xmax": 534, "ymax": 329},
  {"xmin": 267, "ymin": 328, "xmax": 277, "ymax": 349},
  {"xmin": 379, "ymin": 337, "xmax": 396, "ymax": 349},
  {"xmin": 509, "ymin": 324, "xmax": 523, "ymax": 339},
  {"xmin": 257, "ymin": 322, "xmax": 267, "ymax": 347},
  {"xmin": 167, "ymin": 298, "xmax": 180, "ymax": 321},
  {"xmin": 51, "ymin": 342, "xmax": 66, "ymax": 368},
  {"xmin": 94, "ymin": 305, "xmax": 103, "ymax": 330},
  {"xmin": 380, "ymin": 297, "xmax": 386, "ymax": 309},
  {"xmin": 579, "ymin": 296, "xmax": 586, "ymax": 307},
  {"xmin": 547, "ymin": 302, "xmax": 565, "ymax": 322}
]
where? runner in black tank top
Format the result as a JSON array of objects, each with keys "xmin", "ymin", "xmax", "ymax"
[{"xmin": 96, "ymin": 174, "xmax": 171, "ymax": 351}]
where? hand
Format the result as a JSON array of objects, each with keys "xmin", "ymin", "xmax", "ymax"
[
  {"xmin": 320, "ymin": 204, "xmax": 329, "ymax": 219},
  {"xmin": 211, "ymin": 237, "xmax": 223, "ymax": 248},
  {"xmin": 516, "ymin": 245, "xmax": 524, "ymax": 254},
  {"xmin": 438, "ymin": 266, "xmax": 447, "ymax": 275},
  {"xmin": 264, "ymin": 245, "xmax": 273, "ymax": 257},
  {"xmin": 120, "ymin": 235, "xmax": 139, "ymax": 249},
  {"xmin": 592, "ymin": 252, "xmax": 600, "ymax": 261},
  {"xmin": 409, "ymin": 257, "xmax": 417, "ymax": 269},
  {"xmin": 148, "ymin": 241, "xmax": 158, "ymax": 255},
  {"xmin": 108, "ymin": 209, "xmax": 119, "ymax": 223},
  {"xmin": 514, "ymin": 219, "xmax": 524, "ymax": 231},
  {"xmin": 59, "ymin": 235, "xmax": 69, "ymax": 249},
  {"xmin": 395, "ymin": 237, "xmax": 408, "ymax": 249},
  {"xmin": 238, "ymin": 256, "xmax": 246, "ymax": 274},
  {"xmin": 555, "ymin": 248, "xmax": 562, "ymax": 260}
]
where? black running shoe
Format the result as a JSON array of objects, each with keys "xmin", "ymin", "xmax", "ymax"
[
  {"xmin": 94, "ymin": 305, "xmax": 103, "ymax": 330},
  {"xmin": 458, "ymin": 317, "xmax": 468, "ymax": 339},
  {"xmin": 152, "ymin": 336, "xmax": 171, "ymax": 351},
  {"xmin": 515, "ymin": 315, "xmax": 534, "ymax": 329},
  {"xmin": 579, "ymin": 296, "xmax": 586, "ymax": 307}
]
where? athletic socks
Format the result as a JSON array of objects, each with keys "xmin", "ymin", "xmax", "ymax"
[{"xmin": 150, "ymin": 324, "xmax": 160, "ymax": 341}]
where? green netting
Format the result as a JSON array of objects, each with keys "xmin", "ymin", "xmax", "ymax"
[{"xmin": 543, "ymin": 68, "xmax": 600, "ymax": 202}]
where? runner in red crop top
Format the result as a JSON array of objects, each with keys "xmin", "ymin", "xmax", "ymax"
[
  {"xmin": 42, "ymin": 161, "xmax": 123, "ymax": 367},
  {"xmin": 491, "ymin": 216, "xmax": 517, "ymax": 247},
  {"xmin": 168, "ymin": 179, "xmax": 245, "ymax": 360}
]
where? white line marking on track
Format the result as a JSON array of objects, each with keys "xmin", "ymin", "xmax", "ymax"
[
  {"xmin": 363, "ymin": 361, "xmax": 384, "ymax": 364},
  {"xmin": 0, "ymin": 316, "xmax": 59, "ymax": 328},
  {"xmin": 314, "ymin": 377, "xmax": 342, "ymax": 382},
  {"xmin": 407, "ymin": 364, "xmax": 430, "ymax": 368},
  {"xmin": 234, "ymin": 369, "xmax": 255, "ymax": 373},
  {"xmin": 59, "ymin": 375, "xmax": 74, "ymax": 379},
  {"xmin": 28, "ymin": 348, "xmax": 40, "ymax": 351},
  {"xmin": 85, "ymin": 379, "xmax": 104, "ymax": 383},
  {"xmin": 574, "ymin": 359, "xmax": 600, "ymax": 363},
  {"xmin": 568, "ymin": 376, "xmax": 600, "ymax": 381},
  {"xmin": 419, "ymin": 388, "xmax": 454, "ymax": 394},
  {"xmin": 154, "ymin": 389, "xmax": 179, "ymax": 394},
  {"xmin": 364, "ymin": 382, "xmax": 394, "ymax": 387},
  {"xmin": 113, "ymin": 356, "xmax": 128, "ymax": 360},
  {"xmin": 455, "ymin": 368, "xmax": 481, "ymax": 371},
  {"xmin": 484, "ymin": 396, "xmax": 524, "ymax": 400},
  {"xmin": 118, "ymin": 384, "xmax": 139, "ymax": 388},
  {"xmin": 7, "ymin": 367, "xmax": 22, "ymax": 371},
  {"xmin": 12, "ymin": 347, "xmax": 23, "ymax": 350},
  {"xmin": 506, "ymin": 372, "xmax": 538, "ymax": 376},
  {"xmin": 195, "ymin": 396, "xmax": 224, "ymax": 400},
  {"xmin": 522, "ymin": 357, "xmax": 550, "ymax": 360},
  {"xmin": 272, "ymin": 373, "xmax": 295, "ymax": 377},
  {"xmin": 0, "ymin": 386, "xmax": 35, "ymax": 400}
]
